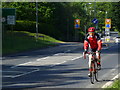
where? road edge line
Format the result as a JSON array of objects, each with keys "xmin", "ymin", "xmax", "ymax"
[{"xmin": 102, "ymin": 73, "xmax": 119, "ymax": 88}]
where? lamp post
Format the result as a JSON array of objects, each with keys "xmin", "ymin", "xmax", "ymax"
[
  {"xmin": 36, "ymin": 0, "xmax": 38, "ymax": 42},
  {"xmin": 67, "ymin": 18, "xmax": 69, "ymax": 41},
  {"xmin": 94, "ymin": 1, "xmax": 96, "ymax": 18},
  {"xmin": 106, "ymin": 11, "xmax": 108, "ymax": 18},
  {"xmin": 94, "ymin": 1, "xmax": 98, "ymax": 29},
  {"xmin": 84, "ymin": 3, "xmax": 92, "ymax": 35}
]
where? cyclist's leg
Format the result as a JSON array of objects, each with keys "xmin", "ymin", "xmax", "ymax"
[
  {"xmin": 92, "ymin": 49, "xmax": 101, "ymax": 70},
  {"xmin": 89, "ymin": 54, "xmax": 92, "ymax": 68},
  {"xmin": 92, "ymin": 49, "xmax": 100, "ymax": 64},
  {"xmin": 96, "ymin": 52, "xmax": 101, "ymax": 63},
  {"xmin": 96, "ymin": 51, "xmax": 101, "ymax": 70},
  {"xmin": 88, "ymin": 54, "xmax": 92, "ymax": 77}
]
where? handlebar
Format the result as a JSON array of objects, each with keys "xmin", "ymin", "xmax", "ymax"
[
  {"xmin": 86, "ymin": 52, "xmax": 97, "ymax": 54},
  {"xmin": 83, "ymin": 52, "xmax": 99, "ymax": 59}
]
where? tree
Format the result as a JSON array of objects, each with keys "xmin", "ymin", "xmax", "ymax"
[{"xmin": 111, "ymin": 2, "xmax": 120, "ymax": 32}]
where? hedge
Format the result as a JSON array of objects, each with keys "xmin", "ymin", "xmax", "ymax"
[{"xmin": 5, "ymin": 20, "xmax": 62, "ymax": 40}]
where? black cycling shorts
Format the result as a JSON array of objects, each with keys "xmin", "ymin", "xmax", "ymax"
[{"xmin": 91, "ymin": 49, "xmax": 97, "ymax": 52}]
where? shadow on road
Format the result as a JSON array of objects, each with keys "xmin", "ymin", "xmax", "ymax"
[
  {"xmin": 2, "ymin": 43, "xmax": 119, "ymax": 89},
  {"xmin": 2, "ymin": 63, "xmax": 89, "ymax": 89},
  {"xmin": 2, "ymin": 43, "xmax": 119, "ymax": 61}
]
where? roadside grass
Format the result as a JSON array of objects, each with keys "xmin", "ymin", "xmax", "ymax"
[
  {"xmin": 3, "ymin": 31, "xmax": 63, "ymax": 55},
  {"xmin": 105, "ymin": 79, "xmax": 120, "ymax": 90}
]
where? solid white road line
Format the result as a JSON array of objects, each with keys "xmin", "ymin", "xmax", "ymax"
[
  {"xmin": 11, "ymin": 68, "xmax": 39, "ymax": 78},
  {"xmin": 36, "ymin": 56, "xmax": 50, "ymax": 61},
  {"xmin": 71, "ymin": 56, "xmax": 83, "ymax": 61},
  {"xmin": 11, "ymin": 62, "xmax": 32, "ymax": 68},
  {"xmin": 102, "ymin": 73, "xmax": 119, "ymax": 88}
]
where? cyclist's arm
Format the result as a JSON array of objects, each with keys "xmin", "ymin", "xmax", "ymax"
[
  {"xmin": 97, "ymin": 40, "xmax": 102, "ymax": 51},
  {"xmin": 95, "ymin": 33, "xmax": 102, "ymax": 51},
  {"xmin": 84, "ymin": 35, "xmax": 89, "ymax": 51}
]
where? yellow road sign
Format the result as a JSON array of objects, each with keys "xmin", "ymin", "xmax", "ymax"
[
  {"xmin": 105, "ymin": 19, "xmax": 111, "ymax": 28},
  {"xmin": 74, "ymin": 19, "xmax": 80, "ymax": 29}
]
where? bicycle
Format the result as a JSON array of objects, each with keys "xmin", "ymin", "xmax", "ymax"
[{"xmin": 83, "ymin": 51, "xmax": 99, "ymax": 84}]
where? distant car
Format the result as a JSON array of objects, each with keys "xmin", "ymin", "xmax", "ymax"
[{"xmin": 115, "ymin": 36, "xmax": 120, "ymax": 43}]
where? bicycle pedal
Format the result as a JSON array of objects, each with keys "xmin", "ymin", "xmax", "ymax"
[
  {"xmin": 88, "ymin": 73, "xmax": 92, "ymax": 77},
  {"xmin": 97, "ymin": 65, "xmax": 101, "ymax": 70},
  {"xmin": 94, "ymin": 71, "xmax": 97, "ymax": 74}
]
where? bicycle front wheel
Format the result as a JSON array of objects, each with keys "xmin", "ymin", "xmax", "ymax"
[
  {"xmin": 94, "ymin": 62, "xmax": 99, "ymax": 82},
  {"xmin": 90, "ymin": 62, "xmax": 95, "ymax": 84}
]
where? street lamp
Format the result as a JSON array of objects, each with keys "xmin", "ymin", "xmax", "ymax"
[
  {"xmin": 106, "ymin": 11, "xmax": 108, "ymax": 18},
  {"xmin": 84, "ymin": 3, "xmax": 92, "ymax": 35},
  {"xmin": 94, "ymin": 1, "xmax": 98, "ymax": 29},
  {"xmin": 89, "ymin": 3, "xmax": 92, "ymax": 4},
  {"xmin": 85, "ymin": 3, "xmax": 92, "ymax": 13},
  {"xmin": 36, "ymin": 0, "xmax": 38, "ymax": 42},
  {"xmin": 89, "ymin": 9, "xmax": 94, "ymax": 24}
]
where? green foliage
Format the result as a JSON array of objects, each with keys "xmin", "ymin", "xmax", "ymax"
[
  {"xmin": 111, "ymin": 2, "xmax": 120, "ymax": 32},
  {"xmin": 6, "ymin": 20, "xmax": 61, "ymax": 40},
  {"xmin": 2, "ymin": 2, "xmax": 120, "ymax": 42},
  {"xmin": 105, "ymin": 80, "xmax": 120, "ymax": 89},
  {"xmin": 13, "ymin": 20, "xmax": 36, "ymax": 32},
  {"xmin": 2, "ymin": 2, "xmax": 87, "ymax": 41},
  {"xmin": 2, "ymin": 2, "xmax": 36, "ymax": 21}
]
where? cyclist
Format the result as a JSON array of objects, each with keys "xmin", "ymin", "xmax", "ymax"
[{"xmin": 83, "ymin": 27, "xmax": 102, "ymax": 76}]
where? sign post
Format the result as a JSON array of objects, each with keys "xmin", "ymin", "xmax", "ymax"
[
  {"xmin": 92, "ymin": 18, "xmax": 98, "ymax": 24},
  {"xmin": 105, "ymin": 19, "xmax": 111, "ymax": 42},
  {"xmin": 2, "ymin": 8, "xmax": 16, "ymax": 49},
  {"xmin": 74, "ymin": 19, "xmax": 80, "ymax": 41},
  {"xmin": 74, "ymin": 19, "xmax": 80, "ymax": 29},
  {"xmin": 105, "ymin": 19, "xmax": 111, "ymax": 29},
  {"xmin": 105, "ymin": 19, "xmax": 111, "ymax": 36},
  {"xmin": 2, "ymin": 8, "xmax": 16, "ymax": 25},
  {"xmin": 92, "ymin": 18, "xmax": 98, "ymax": 30}
]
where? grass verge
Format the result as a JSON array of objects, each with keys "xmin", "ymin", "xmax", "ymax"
[
  {"xmin": 105, "ymin": 79, "xmax": 120, "ymax": 90},
  {"xmin": 3, "ymin": 31, "xmax": 63, "ymax": 55}
]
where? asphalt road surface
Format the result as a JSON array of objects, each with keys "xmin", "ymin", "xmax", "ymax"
[{"xmin": 2, "ymin": 42, "xmax": 120, "ymax": 89}]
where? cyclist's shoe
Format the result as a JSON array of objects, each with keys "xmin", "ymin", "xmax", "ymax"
[
  {"xmin": 88, "ymin": 73, "xmax": 92, "ymax": 77},
  {"xmin": 97, "ymin": 64, "xmax": 101, "ymax": 70}
]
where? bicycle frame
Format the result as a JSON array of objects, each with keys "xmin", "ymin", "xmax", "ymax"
[
  {"xmin": 88, "ymin": 52, "xmax": 97, "ymax": 70},
  {"xmin": 87, "ymin": 52, "xmax": 99, "ymax": 84}
]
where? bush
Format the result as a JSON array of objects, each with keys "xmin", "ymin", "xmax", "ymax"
[
  {"xmin": 6, "ymin": 20, "xmax": 62, "ymax": 40},
  {"xmin": 14, "ymin": 20, "xmax": 36, "ymax": 32}
]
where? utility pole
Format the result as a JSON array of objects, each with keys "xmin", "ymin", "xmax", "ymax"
[
  {"xmin": 94, "ymin": 1, "xmax": 96, "ymax": 18},
  {"xmin": 106, "ymin": 11, "xmax": 108, "ymax": 18},
  {"xmin": 67, "ymin": 18, "xmax": 69, "ymax": 41},
  {"xmin": 84, "ymin": 3, "xmax": 87, "ymax": 35},
  {"xmin": 94, "ymin": 1, "xmax": 97, "ymax": 30},
  {"xmin": 84, "ymin": 3, "xmax": 92, "ymax": 35},
  {"xmin": 36, "ymin": 0, "xmax": 38, "ymax": 42}
]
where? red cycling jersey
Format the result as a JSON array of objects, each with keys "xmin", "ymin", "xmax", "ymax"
[{"xmin": 84, "ymin": 33, "xmax": 102, "ymax": 51}]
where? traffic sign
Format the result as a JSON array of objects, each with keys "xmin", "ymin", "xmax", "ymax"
[
  {"xmin": 2, "ymin": 8, "xmax": 16, "ymax": 25},
  {"xmin": 105, "ymin": 28, "xmax": 110, "ymax": 32},
  {"xmin": 74, "ymin": 19, "xmax": 80, "ymax": 29},
  {"xmin": 1, "ymin": 17, "xmax": 6, "ymax": 22},
  {"xmin": 92, "ymin": 18, "xmax": 98, "ymax": 24},
  {"xmin": 105, "ymin": 19, "xmax": 111, "ymax": 28}
]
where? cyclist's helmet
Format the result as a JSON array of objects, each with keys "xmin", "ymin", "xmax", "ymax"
[{"xmin": 88, "ymin": 27, "xmax": 95, "ymax": 32}]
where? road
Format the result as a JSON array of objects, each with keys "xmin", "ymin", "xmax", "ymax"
[{"xmin": 2, "ymin": 42, "xmax": 119, "ymax": 89}]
